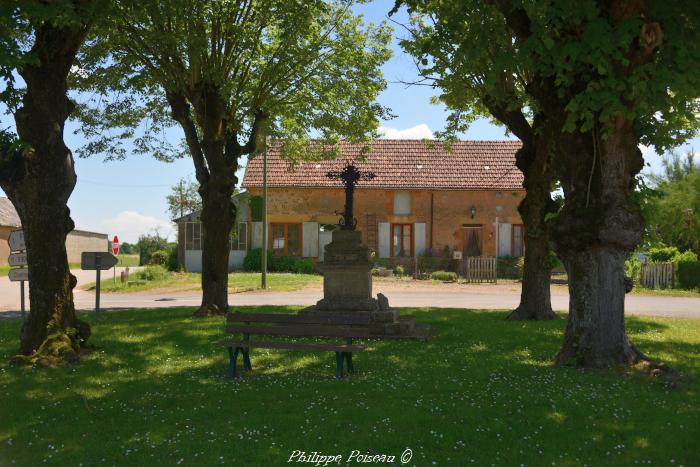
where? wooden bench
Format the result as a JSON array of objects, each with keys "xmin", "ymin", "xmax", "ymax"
[{"xmin": 215, "ymin": 312, "xmax": 379, "ymax": 379}]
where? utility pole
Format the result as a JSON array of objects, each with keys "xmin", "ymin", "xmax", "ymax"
[
  {"xmin": 260, "ymin": 137, "xmax": 267, "ymax": 290},
  {"xmin": 261, "ymin": 137, "xmax": 268, "ymax": 289}
]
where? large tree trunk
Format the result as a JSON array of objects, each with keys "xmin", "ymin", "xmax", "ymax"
[
  {"xmin": 196, "ymin": 173, "xmax": 236, "ymax": 316},
  {"xmin": 0, "ymin": 19, "xmax": 91, "ymax": 365},
  {"xmin": 507, "ymin": 134, "xmax": 556, "ymax": 321},
  {"xmin": 550, "ymin": 119, "xmax": 654, "ymax": 368}
]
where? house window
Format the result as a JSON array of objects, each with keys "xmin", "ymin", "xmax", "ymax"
[
  {"xmin": 231, "ymin": 223, "xmax": 248, "ymax": 251},
  {"xmin": 185, "ymin": 222, "xmax": 202, "ymax": 250},
  {"xmin": 391, "ymin": 223, "xmax": 413, "ymax": 257},
  {"xmin": 512, "ymin": 224, "xmax": 524, "ymax": 257},
  {"xmin": 270, "ymin": 223, "xmax": 302, "ymax": 256},
  {"xmin": 393, "ymin": 191, "xmax": 411, "ymax": 216}
]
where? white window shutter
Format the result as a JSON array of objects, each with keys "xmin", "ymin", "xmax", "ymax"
[
  {"xmin": 414, "ymin": 223, "xmax": 426, "ymax": 256},
  {"xmin": 498, "ymin": 222, "xmax": 512, "ymax": 257},
  {"xmin": 378, "ymin": 222, "xmax": 390, "ymax": 258},
  {"xmin": 251, "ymin": 221, "xmax": 263, "ymax": 249},
  {"xmin": 302, "ymin": 222, "xmax": 319, "ymax": 257}
]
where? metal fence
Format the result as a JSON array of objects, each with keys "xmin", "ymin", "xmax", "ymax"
[
  {"xmin": 640, "ymin": 262, "xmax": 674, "ymax": 289},
  {"xmin": 458, "ymin": 256, "xmax": 497, "ymax": 283}
]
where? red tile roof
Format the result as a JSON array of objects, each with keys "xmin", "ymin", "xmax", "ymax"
[{"xmin": 242, "ymin": 140, "xmax": 524, "ymax": 190}]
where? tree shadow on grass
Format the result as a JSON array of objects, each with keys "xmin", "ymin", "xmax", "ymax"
[{"xmin": 0, "ymin": 306, "xmax": 698, "ymax": 466}]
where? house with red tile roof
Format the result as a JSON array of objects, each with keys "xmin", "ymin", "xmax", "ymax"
[{"xmin": 175, "ymin": 140, "xmax": 526, "ymax": 271}]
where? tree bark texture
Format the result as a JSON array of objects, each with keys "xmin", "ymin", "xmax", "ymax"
[
  {"xmin": 483, "ymin": 99, "xmax": 557, "ymax": 321},
  {"xmin": 550, "ymin": 120, "xmax": 648, "ymax": 368},
  {"xmin": 167, "ymin": 88, "xmax": 253, "ymax": 317},
  {"xmin": 0, "ymin": 18, "xmax": 91, "ymax": 365},
  {"xmin": 507, "ymin": 123, "xmax": 557, "ymax": 321}
]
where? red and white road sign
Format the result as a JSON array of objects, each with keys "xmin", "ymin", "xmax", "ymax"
[{"xmin": 112, "ymin": 235, "xmax": 120, "ymax": 255}]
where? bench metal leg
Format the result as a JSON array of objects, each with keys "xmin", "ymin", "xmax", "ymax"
[
  {"xmin": 335, "ymin": 351, "xmax": 345, "ymax": 379},
  {"xmin": 227, "ymin": 347, "xmax": 240, "ymax": 378},
  {"xmin": 242, "ymin": 348, "xmax": 252, "ymax": 371},
  {"xmin": 345, "ymin": 352, "xmax": 354, "ymax": 374}
]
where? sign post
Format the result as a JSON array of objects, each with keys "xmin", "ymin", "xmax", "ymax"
[
  {"xmin": 81, "ymin": 251, "xmax": 118, "ymax": 318},
  {"xmin": 112, "ymin": 235, "xmax": 120, "ymax": 284},
  {"xmin": 7, "ymin": 230, "xmax": 28, "ymax": 321}
]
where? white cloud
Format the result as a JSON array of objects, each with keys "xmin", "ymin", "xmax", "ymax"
[
  {"xmin": 378, "ymin": 124, "xmax": 434, "ymax": 140},
  {"xmin": 94, "ymin": 211, "xmax": 175, "ymax": 243}
]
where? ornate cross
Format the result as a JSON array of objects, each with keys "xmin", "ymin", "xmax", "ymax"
[{"xmin": 326, "ymin": 162, "xmax": 375, "ymax": 230}]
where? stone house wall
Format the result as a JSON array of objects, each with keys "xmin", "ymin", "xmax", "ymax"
[{"xmin": 245, "ymin": 187, "xmax": 525, "ymax": 259}]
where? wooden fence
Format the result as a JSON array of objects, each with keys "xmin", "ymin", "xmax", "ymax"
[
  {"xmin": 640, "ymin": 262, "xmax": 674, "ymax": 289},
  {"xmin": 459, "ymin": 256, "xmax": 497, "ymax": 283}
]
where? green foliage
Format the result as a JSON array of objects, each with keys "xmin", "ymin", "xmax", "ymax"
[
  {"xmin": 625, "ymin": 256, "xmax": 642, "ymax": 283},
  {"xmin": 138, "ymin": 265, "xmax": 169, "ymax": 282},
  {"xmin": 394, "ymin": 265, "xmax": 406, "ymax": 277},
  {"xmin": 136, "ymin": 234, "xmax": 170, "ymax": 266},
  {"xmin": 73, "ymin": 0, "xmax": 393, "ymax": 163},
  {"xmin": 497, "ymin": 256, "xmax": 523, "ymax": 279},
  {"xmin": 677, "ymin": 260, "xmax": 700, "ymax": 290},
  {"xmin": 166, "ymin": 178, "xmax": 201, "ymax": 220},
  {"xmin": 249, "ymin": 196, "xmax": 263, "ymax": 222},
  {"xmin": 243, "ymin": 248, "xmax": 273, "ymax": 272},
  {"xmin": 118, "ymin": 242, "xmax": 135, "ymax": 255},
  {"xmin": 648, "ymin": 246, "xmax": 681, "ymax": 263},
  {"xmin": 291, "ymin": 258, "xmax": 315, "ymax": 275},
  {"xmin": 148, "ymin": 249, "xmax": 169, "ymax": 266},
  {"xmin": 166, "ymin": 245, "xmax": 180, "ymax": 272},
  {"xmin": 242, "ymin": 248, "xmax": 314, "ymax": 274},
  {"xmin": 430, "ymin": 270, "xmax": 457, "ymax": 282},
  {"xmin": 644, "ymin": 152, "xmax": 700, "ymax": 254}
]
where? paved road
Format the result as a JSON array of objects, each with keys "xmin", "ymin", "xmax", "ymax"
[
  {"xmin": 0, "ymin": 266, "xmax": 138, "ymax": 313},
  {"xmin": 2, "ymin": 277, "xmax": 697, "ymax": 320}
]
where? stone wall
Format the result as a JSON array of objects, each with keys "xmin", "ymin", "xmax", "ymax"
[
  {"xmin": 65, "ymin": 230, "xmax": 109, "ymax": 264},
  {"xmin": 246, "ymin": 187, "xmax": 524, "ymax": 258}
]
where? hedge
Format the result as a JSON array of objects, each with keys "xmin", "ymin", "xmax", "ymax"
[
  {"xmin": 243, "ymin": 248, "xmax": 315, "ymax": 274},
  {"xmin": 678, "ymin": 260, "xmax": 700, "ymax": 290}
]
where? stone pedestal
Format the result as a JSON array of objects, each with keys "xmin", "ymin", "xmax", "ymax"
[
  {"xmin": 315, "ymin": 230, "xmax": 377, "ymax": 311},
  {"xmin": 299, "ymin": 229, "xmax": 427, "ymax": 339}
]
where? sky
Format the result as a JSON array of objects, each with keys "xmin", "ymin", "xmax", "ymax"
[{"xmin": 1, "ymin": 2, "xmax": 698, "ymax": 243}]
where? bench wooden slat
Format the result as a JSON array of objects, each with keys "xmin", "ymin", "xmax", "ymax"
[
  {"xmin": 226, "ymin": 324, "xmax": 376, "ymax": 339},
  {"xmin": 214, "ymin": 340, "xmax": 364, "ymax": 353},
  {"xmin": 227, "ymin": 312, "xmax": 371, "ymax": 326}
]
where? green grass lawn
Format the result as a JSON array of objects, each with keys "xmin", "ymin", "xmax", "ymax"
[
  {"xmin": 0, "ymin": 307, "xmax": 698, "ymax": 465},
  {"xmin": 116, "ymin": 254, "xmax": 140, "ymax": 267},
  {"xmin": 84, "ymin": 271, "xmax": 322, "ymax": 293}
]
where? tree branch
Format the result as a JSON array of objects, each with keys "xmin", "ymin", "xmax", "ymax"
[{"xmin": 165, "ymin": 91, "xmax": 209, "ymax": 185}]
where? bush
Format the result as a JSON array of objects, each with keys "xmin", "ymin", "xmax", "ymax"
[
  {"xmin": 678, "ymin": 259, "xmax": 700, "ymax": 290},
  {"xmin": 166, "ymin": 245, "xmax": 180, "ymax": 272},
  {"xmin": 292, "ymin": 258, "xmax": 315, "ymax": 274},
  {"xmin": 243, "ymin": 248, "xmax": 273, "ymax": 272},
  {"xmin": 648, "ymin": 246, "xmax": 681, "ymax": 262},
  {"xmin": 273, "ymin": 256, "xmax": 295, "ymax": 272},
  {"xmin": 625, "ymin": 256, "xmax": 642, "ymax": 283},
  {"xmin": 394, "ymin": 265, "xmax": 406, "ymax": 277},
  {"xmin": 148, "ymin": 249, "xmax": 169, "ymax": 266},
  {"xmin": 139, "ymin": 265, "xmax": 169, "ymax": 281},
  {"xmin": 137, "ymin": 233, "xmax": 169, "ymax": 266},
  {"xmin": 430, "ymin": 270, "xmax": 458, "ymax": 282},
  {"xmin": 497, "ymin": 256, "xmax": 522, "ymax": 279}
]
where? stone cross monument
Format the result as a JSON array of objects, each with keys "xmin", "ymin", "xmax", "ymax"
[
  {"xmin": 326, "ymin": 163, "xmax": 375, "ymax": 231},
  {"xmin": 300, "ymin": 162, "xmax": 425, "ymax": 337}
]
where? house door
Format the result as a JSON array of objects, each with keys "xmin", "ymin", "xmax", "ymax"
[{"xmin": 462, "ymin": 225, "xmax": 483, "ymax": 257}]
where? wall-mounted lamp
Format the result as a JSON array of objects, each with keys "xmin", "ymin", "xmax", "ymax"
[{"xmin": 470, "ymin": 205, "xmax": 476, "ymax": 219}]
